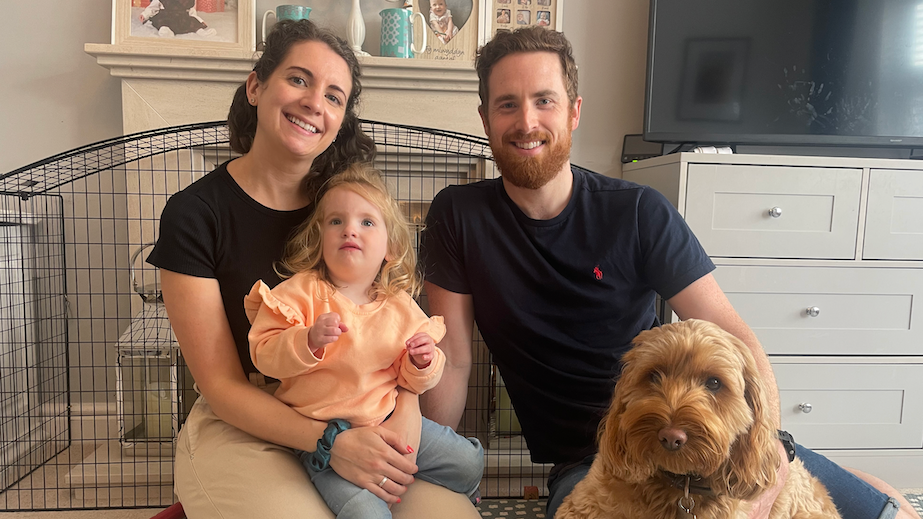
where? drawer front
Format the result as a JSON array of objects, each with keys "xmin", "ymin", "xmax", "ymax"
[
  {"xmin": 774, "ymin": 362, "xmax": 923, "ymax": 449},
  {"xmin": 863, "ymin": 169, "xmax": 923, "ymax": 260},
  {"xmin": 713, "ymin": 265, "xmax": 923, "ymax": 355},
  {"xmin": 685, "ymin": 164, "xmax": 861, "ymax": 259}
]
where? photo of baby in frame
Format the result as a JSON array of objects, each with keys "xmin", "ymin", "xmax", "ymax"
[
  {"xmin": 427, "ymin": 0, "xmax": 457, "ymax": 43},
  {"xmin": 536, "ymin": 10, "xmax": 550, "ymax": 26},
  {"xmin": 516, "ymin": 9, "xmax": 530, "ymax": 24},
  {"xmin": 130, "ymin": 0, "xmax": 235, "ymax": 42},
  {"xmin": 420, "ymin": 0, "xmax": 473, "ymax": 45},
  {"xmin": 414, "ymin": 0, "xmax": 476, "ymax": 60},
  {"xmin": 114, "ymin": 0, "xmax": 255, "ymax": 51},
  {"xmin": 497, "ymin": 8, "xmax": 511, "ymax": 24}
]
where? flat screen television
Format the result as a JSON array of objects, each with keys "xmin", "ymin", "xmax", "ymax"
[{"xmin": 644, "ymin": 0, "xmax": 923, "ymax": 152}]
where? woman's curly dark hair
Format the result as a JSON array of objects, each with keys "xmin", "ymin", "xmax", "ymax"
[{"xmin": 228, "ymin": 19, "xmax": 375, "ymax": 198}]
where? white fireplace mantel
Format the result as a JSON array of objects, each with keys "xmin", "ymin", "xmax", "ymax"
[{"xmin": 85, "ymin": 43, "xmax": 483, "ymax": 137}]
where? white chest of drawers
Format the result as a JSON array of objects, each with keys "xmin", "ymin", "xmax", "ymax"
[{"xmin": 623, "ymin": 153, "xmax": 923, "ymax": 488}]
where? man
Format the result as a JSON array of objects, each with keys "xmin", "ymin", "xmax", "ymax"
[{"xmin": 420, "ymin": 27, "xmax": 916, "ymax": 519}]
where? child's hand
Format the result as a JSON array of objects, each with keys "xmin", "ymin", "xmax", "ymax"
[
  {"xmin": 309, "ymin": 312, "xmax": 348, "ymax": 353},
  {"xmin": 406, "ymin": 332, "xmax": 435, "ymax": 369}
]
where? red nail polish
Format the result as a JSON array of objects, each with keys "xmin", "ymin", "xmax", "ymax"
[
  {"xmin": 397, "ymin": 498, "xmax": 402, "ymax": 504},
  {"xmin": 407, "ymin": 446, "xmax": 414, "ymax": 453}
]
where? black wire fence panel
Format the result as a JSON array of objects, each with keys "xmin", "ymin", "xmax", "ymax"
[{"xmin": 0, "ymin": 121, "xmax": 549, "ymax": 511}]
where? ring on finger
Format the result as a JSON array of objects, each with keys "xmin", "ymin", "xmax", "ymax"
[{"xmin": 378, "ymin": 476, "xmax": 389, "ymax": 488}]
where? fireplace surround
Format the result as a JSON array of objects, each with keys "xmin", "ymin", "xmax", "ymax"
[{"xmin": 84, "ymin": 43, "xmax": 484, "ymax": 137}]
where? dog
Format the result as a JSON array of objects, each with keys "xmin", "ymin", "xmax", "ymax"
[{"xmin": 555, "ymin": 319, "xmax": 841, "ymax": 519}]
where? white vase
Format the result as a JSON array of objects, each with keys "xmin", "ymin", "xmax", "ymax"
[{"xmin": 347, "ymin": 0, "xmax": 370, "ymax": 56}]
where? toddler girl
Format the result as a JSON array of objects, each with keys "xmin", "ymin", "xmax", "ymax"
[{"xmin": 245, "ymin": 163, "xmax": 483, "ymax": 518}]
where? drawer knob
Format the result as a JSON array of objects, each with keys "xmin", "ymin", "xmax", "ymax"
[
  {"xmin": 806, "ymin": 306, "xmax": 821, "ymax": 317},
  {"xmin": 799, "ymin": 403, "xmax": 813, "ymax": 413},
  {"xmin": 768, "ymin": 207, "xmax": 783, "ymax": 218}
]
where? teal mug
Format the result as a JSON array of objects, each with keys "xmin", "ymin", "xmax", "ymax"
[
  {"xmin": 380, "ymin": 8, "xmax": 427, "ymax": 58},
  {"xmin": 262, "ymin": 5, "xmax": 312, "ymax": 45}
]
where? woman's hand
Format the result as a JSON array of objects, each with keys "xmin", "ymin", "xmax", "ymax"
[
  {"xmin": 329, "ymin": 388, "xmax": 423, "ymax": 504},
  {"xmin": 329, "ymin": 425, "xmax": 418, "ymax": 505}
]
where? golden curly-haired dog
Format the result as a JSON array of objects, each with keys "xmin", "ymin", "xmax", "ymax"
[{"xmin": 556, "ymin": 319, "xmax": 841, "ymax": 519}]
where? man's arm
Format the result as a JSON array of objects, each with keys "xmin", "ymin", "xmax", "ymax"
[
  {"xmin": 667, "ymin": 272, "xmax": 787, "ymax": 519},
  {"xmin": 420, "ymin": 281, "xmax": 474, "ymax": 429}
]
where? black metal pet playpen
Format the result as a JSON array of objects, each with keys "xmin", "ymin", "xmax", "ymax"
[{"xmin": 0, "ymin": 120, "xmax": 550, "ymax": 511}]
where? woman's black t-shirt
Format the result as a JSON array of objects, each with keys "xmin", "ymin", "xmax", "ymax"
[{"xmin": 147, "ymin": 160, "xmax": 312, "ymax": 374}]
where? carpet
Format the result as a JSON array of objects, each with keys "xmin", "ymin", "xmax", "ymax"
[
  {"xmin": 906, "ymin": 493, "xmax": 923, "ymax": 516},
  {"xmin": 477, "ymin": 499, "xmax": 547, "ymax": 518},
  {"xmin": 476, "ymin": 494, "xmax": 923, "ymax": 518}
]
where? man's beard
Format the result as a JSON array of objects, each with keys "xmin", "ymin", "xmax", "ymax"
[{"xmin": 490, "ymin": 128, "xmax": 572, "ymax": 190}]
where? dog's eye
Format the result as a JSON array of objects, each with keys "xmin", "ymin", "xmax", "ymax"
[{"xmin": 705, "ymin": 377, "xmax": 721, "ymax": 391}]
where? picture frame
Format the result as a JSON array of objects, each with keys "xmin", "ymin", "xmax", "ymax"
[
  {"xmin": 413, "ymin": 0, "xmax": 479, "ymax": 61},
  {"xmin": 479, "ymin": 0, "xmax": 563, "ymax": 44},
  {"xmin": 113, "ymin": 0, "xmax": 256, "ymax": 53},
  {"xmin": 678, "ymin": 38, "xmax": 750, "ymax": 122}
]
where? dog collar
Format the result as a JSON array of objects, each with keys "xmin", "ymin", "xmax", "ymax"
[
  {"xmin": 661, "ymin": 471, "xmax": 715, "ymax": 496},
  {"xmin": 777, "ymin": 430, "xmax": 796, "ymax": 463},
  {"xmin": 661, "ymin": 431, "xmax": 796, "ymax": 496}
]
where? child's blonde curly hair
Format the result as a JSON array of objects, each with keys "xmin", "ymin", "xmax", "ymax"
[{"xmin": 279, "ymin": 162, "xmax": 422, "ymax": 299}]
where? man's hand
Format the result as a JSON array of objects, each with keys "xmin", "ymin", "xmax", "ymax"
[{"xmin": 746, "ymin": 440, "xmax": 789, "ymax": 519}]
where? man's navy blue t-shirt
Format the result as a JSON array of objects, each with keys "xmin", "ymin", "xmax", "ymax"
[{"xmin": 420, "ymin": 166, "xmax": 714, "ymax": 464}]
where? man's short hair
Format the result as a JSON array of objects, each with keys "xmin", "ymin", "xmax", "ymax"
[{"xmin": 475, "ymin": 27, "xmax": 579, "ymax": 108}]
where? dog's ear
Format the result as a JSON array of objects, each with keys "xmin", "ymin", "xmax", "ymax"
[
  {"xmin": 597, "ymin": 344, "xmax": 657, "ymax": 483},
  {"xmin": 716, "ymin": 334, "xmax": 779, "ymax": 500},
  {"xmin": 596, "ymin": 380, "xmax": 645, "ymax": 482}
]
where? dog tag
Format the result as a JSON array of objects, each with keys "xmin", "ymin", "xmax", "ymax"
[
  {"xmin": 678, "ymin": 495, "xmax": 696, "ymax": 518},
  {"xmin": 678, "ymin": 476, "xmax": 697, "ymax": 518}
]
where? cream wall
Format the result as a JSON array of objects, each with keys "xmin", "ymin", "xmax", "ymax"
[
  {"xmin": 0, "ymin": 1, "xmax": 649, "ymax": 177},
  {"xmin": 0, "ymin": 0, "xmax": 123, "ymax": 174},
  {"xmin": 564, "ymin": 0, "xmax": 650, "ymax": 178}
]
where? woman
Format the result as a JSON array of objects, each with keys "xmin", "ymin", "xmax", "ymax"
[{"xmin": 148, "ymin": 20, "xmax": 480, "ymax": 518}]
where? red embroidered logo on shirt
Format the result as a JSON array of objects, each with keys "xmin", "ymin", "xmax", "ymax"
[{"xmin": 593, "ymin": 265, "xmax": 603, "ymax": 280}]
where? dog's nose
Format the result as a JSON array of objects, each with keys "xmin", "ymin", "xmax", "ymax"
[{"xmin": 658, "ymin": 427, "xmax": 687, "ymax": 451}]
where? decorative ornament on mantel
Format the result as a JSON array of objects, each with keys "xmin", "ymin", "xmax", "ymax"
[{"xmin": 347, "ymin": 0, "xmax": 370, "ymax": 56}]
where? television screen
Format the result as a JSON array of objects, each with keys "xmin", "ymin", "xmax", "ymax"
[{"xmin": 644, "ymin": 0, "xmax": 923, "ymax": 149}]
